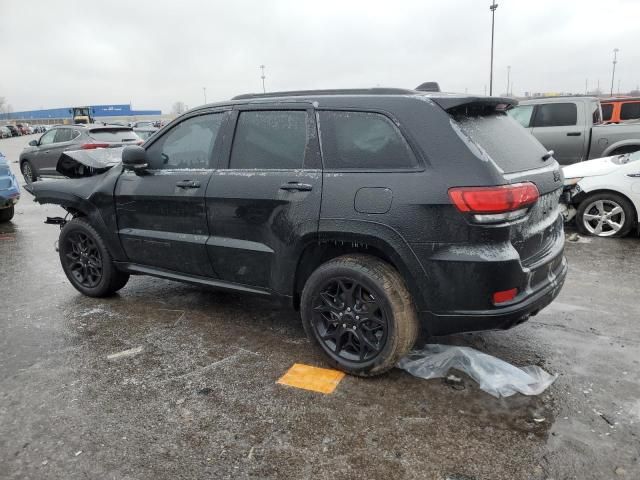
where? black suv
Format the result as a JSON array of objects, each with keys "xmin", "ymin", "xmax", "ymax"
[
  {"xmin": 19, "ymin": 125, "xmax": 141, "ymax": 183},
  {"xmin": 26, "ymin": 89, "xmax": 567, "ymax": 376}
]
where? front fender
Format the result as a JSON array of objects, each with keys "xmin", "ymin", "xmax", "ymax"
[{"xmin": 25, "ymin": 168, "xmax": 127, "ymax": 261}]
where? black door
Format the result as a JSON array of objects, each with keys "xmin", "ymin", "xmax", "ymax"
[
  {"xmin": 115, "ymin": 110, "xmax": 228, "ymax": 277},
  {"xmin": 205, "ymin": 107, "xmax": 322, "ymax": 292}
]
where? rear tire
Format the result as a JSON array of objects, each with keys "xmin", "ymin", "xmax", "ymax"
[
  {"xmin": 59, "ymin": 218, "xmax": 130, "ymax": 297},
  {"xmin": 576, "ymin": 192, "xmax": 635, "ymax": 238},
  {"xmin": 0, "ymin": 205, "xmax": 14, "ymax": 223},
  {"xmin": 300, "ymin": 254, "xmax": 419, "ymax": 377},
  {"xmin": 21, "ymin": 161, "xmax": 36, "ymax": 184}
]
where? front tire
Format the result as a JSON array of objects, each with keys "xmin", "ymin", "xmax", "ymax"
[
  {"xmin": 21, "ymin": 161, "xmax": 36, "ymax": 184},
  {"xmin": 59, "ymin": 218, "xmax": 130, "ymax": 297},
  {"xmin": 0, "ymin": 206, "xmax": 14, "ymax": 223},
  {"xmin": 300, "ymin": 254, "xmax": 419, "ymax": 377},
  {"xmin": 576, "ymin": 192, "xmax": 635, "ymax": 237}
]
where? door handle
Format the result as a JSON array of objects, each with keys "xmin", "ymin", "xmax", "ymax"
[
  {"xmin": 627, "ymin": 173, "xmax": 640, "ymax": 178},
  {"xmin": 566, "ymin": 132, "xmax": 582, "ymax": 136},
  {"xmin": 175, "ymin": 180, "xmax": 201, "ymax": 189},
  {"xmin": 279, "ymin": 182, "xmax": 313, "ymax": 192}
]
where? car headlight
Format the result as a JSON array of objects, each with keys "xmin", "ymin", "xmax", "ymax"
[{"xmin": 563, "ymin": 177, "xmax": 583, "ymax": 186}]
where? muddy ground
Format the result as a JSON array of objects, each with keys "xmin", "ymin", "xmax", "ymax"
[{"xmin": 1, "ymin": 135, "xmax": 638, "ymax": 479}]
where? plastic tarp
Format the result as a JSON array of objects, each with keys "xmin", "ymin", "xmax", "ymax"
[{"xmin": 397, "ymin": 344, "xmax": 557, "ymax": 398}]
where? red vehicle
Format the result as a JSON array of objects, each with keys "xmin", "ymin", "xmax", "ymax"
[{"xmin": 16, "ymin": 123, "xmax": 31, "ymax": 135}]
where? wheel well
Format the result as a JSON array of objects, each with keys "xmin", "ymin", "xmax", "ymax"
[
  {"xmin": 292, "ymin": 241, "xmax": 399, "ymax": 310},
  {"xmin": 576, "ymin": 189, "xmax": 639, "ymax": 222},
  {"xmin": 609, "ymin": 145, "xmax": 640, "ymax": 155}
]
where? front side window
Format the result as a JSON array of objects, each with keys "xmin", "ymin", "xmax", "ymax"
[
  {"xmin": 318, "ymin": 111, "xmax": 418, "ymax": 170},
  {"xmin": 146, "ymin": 113, "xmax": 224, "ymax": 169},
  {"xmin": 39, "ymin": 129, "xmax": 57, "ymax": 145},
  {"xmin": 508, "ymin": 105, "xmax": 534, "ymax": 128},
  {"xmin": 229, "ymin": 110, "xmax": 307, "ymax": 169},
  {"xmin": 532, "ymin": 103, "xmax": 577, "ymax": 127},
  {"xmin": 601, "ymin": 103, "xmax": 614, "ymax": 122},
  {"xmin": 620, "ymin": 102, "xmax": 640, "ymax": 121}
]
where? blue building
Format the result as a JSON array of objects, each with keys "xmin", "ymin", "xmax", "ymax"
[{"xmin": 0, "ymin": 104, "xmax": 162, "ymax": 121}]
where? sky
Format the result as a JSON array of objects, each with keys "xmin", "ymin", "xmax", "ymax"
[{"xmin": 1, "ymin": 0, "xmax": 639, "ymax": 113}]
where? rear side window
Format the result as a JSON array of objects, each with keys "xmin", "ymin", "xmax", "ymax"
[
  {"xmin": 509, "ymin": 105, "xmax": 534, "ymax": 128},
  {"xmin": 532, "ymin": 103, "xmax": 577, "ymax": 127},
  {"xmin": 318, "ymin": 111, "xmax": 417, "ymax": 170},
  {"xmin": 620, "ymin": 102, "xmax": 640, "ymax": 121},
  {"xmin": 230, "ymin": 111, "xmax": 307, "ymax": 169},
  {"xmin": 454, "ymin": 113, "xmax": 546, "ymax": 174},
  {"xmin": 601, "ymin": 103, "xmax": 614, "ymax": 121},
  {"xmin": 89, "ymin": 129, "xmax": 139, "ymax": 142}
]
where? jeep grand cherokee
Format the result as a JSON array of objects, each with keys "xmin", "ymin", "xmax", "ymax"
[{"xmin": 26, "ymin": 88, "xmax": 567, "ymax": 376}]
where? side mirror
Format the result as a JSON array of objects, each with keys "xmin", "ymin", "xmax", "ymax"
[
  {"xmin": 29, "ymin": 139, "xmax": 38, "ymax": 146},
  {"xmin": 122, "ymin": 145, "xmax": 148, "ymax": 172}
]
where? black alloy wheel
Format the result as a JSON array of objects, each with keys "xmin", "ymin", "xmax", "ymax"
[
  {"xmin": 62, "ymin": 231, "xmax": 103, "ymax": 288},
  {"xmin": 301, "ymin": 254, "xmax": 419, "ymax": 376},
  {"xmin": 311, "ymin": 277, "xmax": 388, "ymax": 363}
]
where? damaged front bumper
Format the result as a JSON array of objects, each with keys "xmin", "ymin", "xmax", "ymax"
[{"xmin": 559, "ymin": 184, "xmax": 580, "ymax": 222}]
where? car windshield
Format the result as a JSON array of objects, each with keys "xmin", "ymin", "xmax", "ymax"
[{"xmin": 616, "ymin": 150, "xmax": 640, "ymax": 164}]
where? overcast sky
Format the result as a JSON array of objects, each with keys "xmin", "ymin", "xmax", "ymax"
[{"xmin": 2, "ymin": 0, "xmax": 639, "ymax": 113}]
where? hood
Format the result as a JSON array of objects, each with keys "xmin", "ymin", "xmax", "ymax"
[
  {"xmin": 56, "ymin": 147, "xmax": 123, "ymax": 178},
  {"xmin": 562, "ymin": 155, "xmax": 621, "ymax": 179}
]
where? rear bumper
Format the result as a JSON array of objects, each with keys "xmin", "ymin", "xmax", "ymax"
[{"xmin": 420, "ymin": 254, "xmax": 567, "ymax": 336}]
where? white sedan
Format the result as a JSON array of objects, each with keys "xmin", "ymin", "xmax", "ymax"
[{"xmin": 561, "ymin": 151, "xmax": 640, "ymax": 237}]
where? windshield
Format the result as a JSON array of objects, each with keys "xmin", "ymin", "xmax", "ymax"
[
  {"xmin": 615, "ymin": 150, "xmax": 640, "ymax": 164},
  {"xmin": 453, "ymin": 112, "xmax": 548, "ymax": 173},
  {"xmin": 89, "ymin": 129, "xmax": 139, "ymax": 142}
]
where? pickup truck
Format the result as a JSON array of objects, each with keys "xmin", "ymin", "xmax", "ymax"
[{"xmin": 509, "ymin": 96, "xmax": 640, "ymax": 165}]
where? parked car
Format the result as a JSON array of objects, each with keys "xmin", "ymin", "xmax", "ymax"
[
  {"xmin": 0, "ymin": 151, "xmax": 20, "ymax": 222},
  {"xmin": 0, "ymin": 126, "xmax": 12, "ymax": 139},
  {"xmin": 19, "ymin": 125, "xmax": 142, "ymax": 183},
  {"xmin": 132, "ymin": 121, "xmax": 155, "ymax": 128},
  {"xmin": 560, "ymin": 151, "xmax": 640, "ymax": 237},
  {"xmin": 601, "ymin": 97, "xmax": 640, "ymax": 124},
  {"xmin": 6, "ymin": 125, "xmax": 21, "ymax": 137},
  {"xmin": 509, "ymin": 96, "xmax": 640, "ymax": 165},
  {"xmin": 25, "ymin": 88, "xmax": 567, "ymax": 376},
  {"xmin": 133, "ymin": 127, "xmax": 158, "ymax": 141},
  {"xmin": 16, "ymin": 124, "xmax": 30, "ymax": 135}
]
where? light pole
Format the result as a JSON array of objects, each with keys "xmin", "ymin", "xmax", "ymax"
[
  {"xmin": 260, "ymin": 65, "xmax": 266, "ymax": 93},
  {"xmin": 489, "ymin": 1, "xmax": 498, "ymax": 96},
  {"xmin": 203, "ymin": 87, "xmax": 207, "ymax": 104},
  {"xmin": 610, "ymin": 48, "xmax": 619, "ymax": 96},
  {"xmin": 506, "ymin": 65, "xmax": 511, "ymax": 96}
]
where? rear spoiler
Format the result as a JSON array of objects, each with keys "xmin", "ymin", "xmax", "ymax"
[{"xmin": 429, "ymin": 96, "xmax": 518, "ymax": 113}]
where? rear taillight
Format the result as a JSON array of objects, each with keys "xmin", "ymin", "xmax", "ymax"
[
  {"xmin": 80, "ymin": 143, "xmax": 110, "ymax": 150},
  {"xmin": 448, "ymin": 182, "xmax": 539, "ymax": 223}
]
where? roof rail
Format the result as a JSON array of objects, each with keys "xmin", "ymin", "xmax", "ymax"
[{"xmin": 232, "ymin": 87, "xmax": 417, "ymax": 100}]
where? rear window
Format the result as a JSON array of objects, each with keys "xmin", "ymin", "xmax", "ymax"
[
  {"xmin": 89, "ymin": 129, "xmax": 139, "ymax": 142},
  {"xmin": 620, "ymin": 102, "xmax": 640, "ymax": 121},
  {"xmin": 601, "ymin": 103, "xmax": 613, "ymax": 121},
  {"xmin": 453, "ymin": 112, "xmax": 546, "ymax": 174}
]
